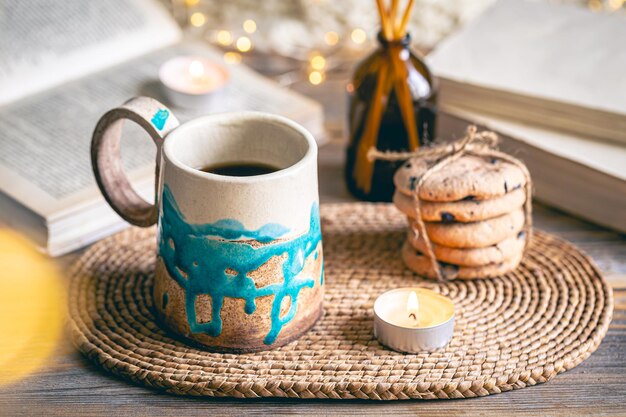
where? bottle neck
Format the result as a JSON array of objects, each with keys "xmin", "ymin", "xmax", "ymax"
[{"xmin": 377, "ymin": 31, "xmax": 411, "ymax": 48}]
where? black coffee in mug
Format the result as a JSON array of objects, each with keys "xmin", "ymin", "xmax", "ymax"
[{"xmin": 197, "ymin": 161, "xmax": 279, "ymax": 177}]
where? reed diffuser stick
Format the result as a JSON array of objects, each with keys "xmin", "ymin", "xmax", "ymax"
[
  {"xmin": 390, "ymin": 0, "xmax": 400, "ymax": 39},
  {"xmin": 354, "ymin": 60, "xmax": 390, "ymax": 192},
  {"xmin": 389, "ymin": 51, "xmax": 419, "ymax": 149},
  {"xmin": 376, "ymin": 0, "xmax": 393, "ymax": 40},
  {"xmin": 353, "ymin": 0, "xmax": 420, "ymax": 194},
  {"xmin": 398, "ymin": 0, "xmax": 415, "ymax": 37}
]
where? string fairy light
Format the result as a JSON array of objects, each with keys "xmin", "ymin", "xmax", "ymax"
[
  {"xmin": 308, "ymin": 70, "xmax": 324, "ymax": 85},
  {"xmin": 308, "ymin": 51, "xmax": 327, "ymax": 85},
  {"xmin": 236, "ymin": 36, "xmax": 253, "ymax": 52},
  {"xmin": 168, "ymin": 0, "xmax": 498, "ymax": 57},
  {"xmin": 324, "ymin": 31, "xmax": 339, "ymax": 46},
  {"xmin": 223, "ymin": 51, "xmax": 242, "ymax": 64},
  {"xmin": 243, "ymin": 19, "xmax": 257, "ymax": 34},
  {"xmin": 587, "ymin": 0, "xmax": 603, "ymax": 10},
  {"xmin": 310, "ymin": 54, "xmax": 326, "ymax": 70},
  {"xmin": 216, "ymin": 30, "xmax": 232, "ymax": 45},
  {"xmin": 351, "ymin": 28, "xmax": 367, "ymax": 44},
  {"xmin": 190, "ymin": 12, "xmax": 206, "ymax": 27}
]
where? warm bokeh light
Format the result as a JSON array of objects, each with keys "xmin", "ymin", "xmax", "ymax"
[
  {"xmin": 216, "ymin": 30, "xmax": 232, "ymax": 46},
  {"xmin": 588, "ymin": 0, "xmax": 603, "ymax": 10},
  {"xmin": 351, "ymin": 28, "xmax": 367, "ymax": 44},
  {"xmin": 608, "ymin": 0, "xmax": 624, "ymax": 9},
  {"xmin": 236, "ymin": 36, "xmax": 252, "ymax": 52},
  {"xmin": 189, "ymin": 60, "xmax": 205, "ymax": 81},
  {"xmin": 243, "ymin": 19, "xmax": 257, "ymax": 34},
  {"xmin": 223, "ymin": 51, "xmax": 242, "ymax": 64},
  {"xmin": 0, "ymin": 230, "xmax": 65, "ymax": 386},
  {"xmin": 308, "ymin": 70, "xmax": 324, "ymax": 85},
  {"xmin": 190, "ymin": 12, "xmax": 206, "ymax": 27},
  {"xmin": 310, "ymin": 54, "xmax": 326, "ymax": 70},
  {"xmin": 184, "ymin": 0, "xmax": 200, "ymax": 6},
  {"xmin": 324, "ymin": 31, "xmax": 339, "ymax": 46}
]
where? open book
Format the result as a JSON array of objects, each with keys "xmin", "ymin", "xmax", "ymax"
[
  {"xmin": 427, "ymin": 0, "xmax": 626, "ymax": 233},
  {"xmin": 0, "ymin": 0, "xmax": 325, "ymax": 256},
  {"xmin": 427, "ymin": 0, "xmax": 626, "ymax": 146}
]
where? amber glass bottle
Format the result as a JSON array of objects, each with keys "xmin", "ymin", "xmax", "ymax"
[{"xmin": 345, "ymin": 33, "xmax": 437, "ymax": 202}]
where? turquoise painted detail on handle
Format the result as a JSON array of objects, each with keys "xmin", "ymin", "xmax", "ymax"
[
  {"xmin": 158, "ymin": 185, "xmax": 323, "ymax": 345},
  {"xmin": 151, "ymin": 109, "xmax": 169, "ymax": 130}
]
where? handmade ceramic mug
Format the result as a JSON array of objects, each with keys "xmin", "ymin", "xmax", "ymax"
[{"xmin": 91, "ymin": 96, "xmax": 324, "ymax": 352}]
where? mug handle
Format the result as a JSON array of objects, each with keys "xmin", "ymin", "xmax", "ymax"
[{"xmin": 91, "ymin": 97, "xmax": 180, "ymax": 227}]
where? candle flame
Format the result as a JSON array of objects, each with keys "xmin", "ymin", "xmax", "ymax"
[
  {"xmin": 407, "ymin": 290, "xmax": 419, "ymax": 321},
  {"xmin": 189, "ymin": 60, "xmax": 205, "ymax": 80}
]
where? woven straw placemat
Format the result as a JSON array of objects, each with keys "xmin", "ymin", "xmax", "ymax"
[{"xmin": 68, "ymin": 203, "xmax": 613, "ymax": 400}]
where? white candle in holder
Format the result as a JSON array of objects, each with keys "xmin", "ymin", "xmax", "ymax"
[
  {"xmin": 159, "ymin": 55, "xmax": 229, "ymax": 109},
  {"xmin": 373, "ymin": 288, "xmax": 454, "ymax": 353}
]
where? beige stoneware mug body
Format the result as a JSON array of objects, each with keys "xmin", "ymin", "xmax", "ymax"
[{"xmin": 91, "ymin": 96, "xmax": 324, "ymax": 352}]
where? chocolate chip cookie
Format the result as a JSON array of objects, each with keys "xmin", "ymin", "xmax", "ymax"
[
  {"xmin": 394, "ymin": 154, "xmax": 527, "ymax": 202},
  {"xmin": 393, "ymin": 188, "xmax": 526, "ymax": 223},
  {"xmin": 401, "ymin": 241, "xmax": 524, "ymax": 279},
  {"xmin": 410, "ymin": 209, "xmax": 525, "ymax": 248},
  {"xmin": 407, "ymin": 229, "xmax": 526, "ymax": 267}
]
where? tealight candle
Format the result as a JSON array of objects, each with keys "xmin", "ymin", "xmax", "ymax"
[
  {"xmin": 373, "ymin": 288, "xmax": 454, "ymax": 353},
  {"xmin": 158, "ymin": 55, "xmax": 229, "ymax": 109}
]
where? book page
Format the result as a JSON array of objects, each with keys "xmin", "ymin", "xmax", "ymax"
[
  {"xmin": 427, "ymin": 0, "xmax": 626, "ymax": 115},
  {"xmin": 0, "ymin": 0, "xmax": 181, "ymax": 105},
  {"xmin": 0, "ymin": 42, "xmax": 324, "ymax": 221}
]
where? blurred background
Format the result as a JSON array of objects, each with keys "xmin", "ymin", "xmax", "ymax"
[
  {"xmin": 172, "ymin": 0, "xmax": 624, "ymax": 59},
  {"xmin": 0, "ymin": 0, "xmax": 625, "ymax": 412},
  {"xmin": 170, "ymin": 0, "xmax": 624, "ymax": 83}
]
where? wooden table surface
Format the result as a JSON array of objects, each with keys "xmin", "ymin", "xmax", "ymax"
[{"xmin": 2, "ymin": 57, "xmax": 625, "ymax": 417}]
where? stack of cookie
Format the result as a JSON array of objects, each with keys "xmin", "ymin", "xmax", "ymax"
[{"xmin": 393, "ymin": 154, "xmax": 529, "ymax": 280}]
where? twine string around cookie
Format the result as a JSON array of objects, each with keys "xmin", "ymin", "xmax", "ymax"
[{"xmin": 369, "ymin": 126, "xmax": 533, "ymax": 281}]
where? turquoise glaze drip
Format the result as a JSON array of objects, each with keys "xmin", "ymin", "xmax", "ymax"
[
  {"xmin": 151, "ymin": 109, "xmax": 169, "ymax": 130},
  {"xmin": 157, "ymin": 185, "xmax": 323, "ymax": 345}
]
